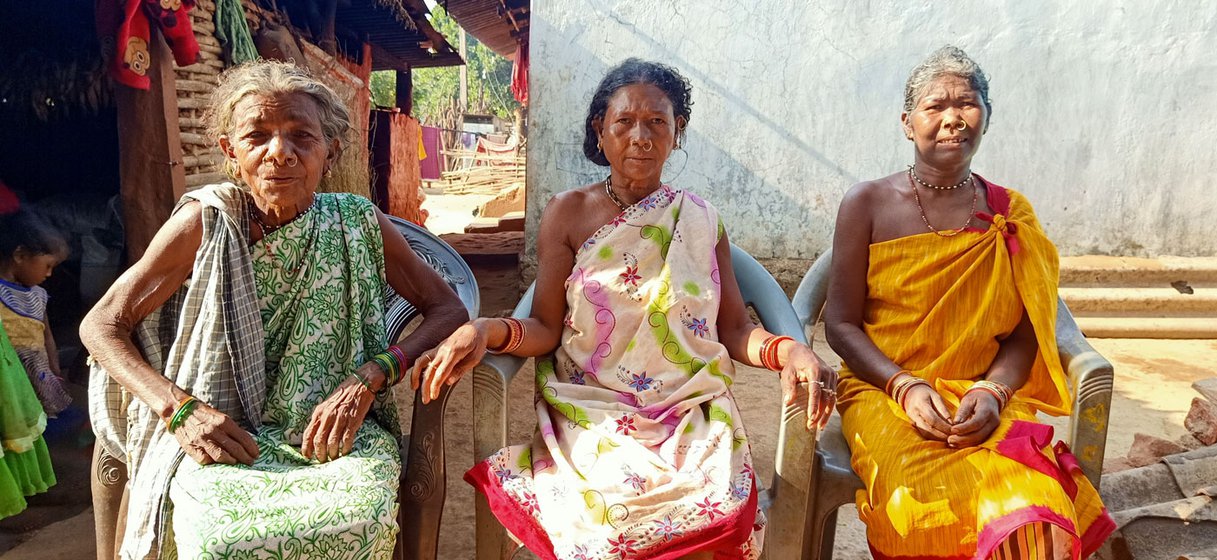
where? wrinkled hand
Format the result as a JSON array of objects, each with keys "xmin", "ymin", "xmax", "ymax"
[
  {"xmin": 301, "ymin": 375, "xmax": 374, "ymax": 462},
  {"xmin": 948, "ymin": 390, "xmax": 1001, "ymax": 447},
  {"xmin": 779, "ymin": 343, "xmax": 838, "ymax": 431},
  {"xmin": 172, "ymin": 403, "xmax": 260, "ymax": 466},
  {"xmin": 412, "ymin": 321, "xmax": 488, "ymax": 404},
  {"xmin": 901, "ymin": 384, "xmax": 954, "ymax": 442}
]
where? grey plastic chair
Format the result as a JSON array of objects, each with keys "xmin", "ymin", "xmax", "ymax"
[
  {"xmin": 789, "ymin": 248, "xmax": 1115, "ymax": 560},
  {"xmin": 91, "ymin": 216, "xmax": 478, "ymax": 560},
  {"xmin": 470, "ymin": 244, "xmax": 821, "ymax": 559}
]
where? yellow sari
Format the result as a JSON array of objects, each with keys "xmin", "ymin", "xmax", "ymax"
[{"xmin": 837, "ymin": 178, "xmax": 1114, "ymax": 559}]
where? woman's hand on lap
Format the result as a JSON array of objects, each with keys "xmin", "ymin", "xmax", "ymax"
[
  {"xmin": 302, "ymin": 376, "xmax": 375, "ymax": 462},
  {"xmin": 780, "ymin": 343, "xmax": 838, "ymax": 431},
  {"xmin": 173, "ymin": 404, "xmax": 260, "ymax": 466},
  {"xmin": 411, "ymin": 320, "xmax": 488, "ymax": 404},
  {"xmin": 901, "ymin": 385, "xmax": 954, "ymax": 442},
  {"xmin": 948, "ymin": 390, "xmax": 1001, "ymax": 447}
]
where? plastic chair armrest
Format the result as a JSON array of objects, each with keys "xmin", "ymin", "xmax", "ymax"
[{"xmin": 1056, "ymin": 298, "xmax": 1114, "ymax": 488}]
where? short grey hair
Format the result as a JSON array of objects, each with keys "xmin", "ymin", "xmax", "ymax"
[
  {"xmin": 206, "ymin": 60, "xmax": 351, "ymax": 177},
  {"xmin": 903, "ymin": 46, "xmax": 992, "ymax": 116}
]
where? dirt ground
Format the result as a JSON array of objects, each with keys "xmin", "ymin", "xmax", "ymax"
[{"xmin": 3, "ymin": 195, "xmax": 1214, "ymax": 559}]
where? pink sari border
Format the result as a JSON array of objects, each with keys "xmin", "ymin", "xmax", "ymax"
[
  {"xmin": 973, "ymin": 503, "xmax": 1114, "ymax": 560},
  {"xmin": 975, "ymin": 505, "xmax": 1078, "ymax": 560},
  {"xmin": 465, "ymin": 460, "xmax": 759, "ymax": 560},
  {"xmin": 994, "ymin": 420, "xmax": 1080, "ymax": 500},
  {"xmin": 465, "ymin": 461, "xmax": 558, "ymax": 560}
]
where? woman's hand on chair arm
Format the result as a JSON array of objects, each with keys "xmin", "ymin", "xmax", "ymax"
[{"xmin": 410, "ymin": 199, "xmax": 573, "ymax": 404}]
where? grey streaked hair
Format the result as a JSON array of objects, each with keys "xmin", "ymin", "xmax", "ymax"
[
  {"xmin": 206, "ymin": 60, "xmax": 351, "ymax": 178},
  {"xmin": 903, "ymin": 46, "xmax": 992, "ymax": 116}
]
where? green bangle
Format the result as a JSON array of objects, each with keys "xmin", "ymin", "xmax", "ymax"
[
  {"xmin": 371, "ymin": 352, "xmax": 400, "ymax": 389},
  {"xmin": 350, "ymin": 371, "xmax": 373, "ymax": 392},
  {"xmin": 168, "ymin": 397, "xmax": 198, "ymax": 433}
]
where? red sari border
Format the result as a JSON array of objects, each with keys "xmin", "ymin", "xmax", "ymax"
[{"xmin": 465, "ymin": 459, "xmax": 759, "ymax": 559}]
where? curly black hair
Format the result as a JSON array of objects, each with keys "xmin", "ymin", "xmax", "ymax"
[{"xmin": 582, "ymin": 59, "xmax": 693, "ymax": 166}]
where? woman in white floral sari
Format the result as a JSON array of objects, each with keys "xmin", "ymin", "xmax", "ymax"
[
  {"xmin": 82, "ymin": 61, "xmax": 467, "ymax": 559},
  {"xmin": 415, "ymin": 59, "xmax": 837, "ymax": 560}
]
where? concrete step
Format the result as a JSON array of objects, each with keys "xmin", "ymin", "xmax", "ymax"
[
  {"xmin": 1060, "ymin": 256, "xmax": 1217, "ymax": 287},
  {"xmin": 1075, "ymin": 317, "xmax": 1217, "ymax": 339},
  {"xmin": 1060, "ymin": 287, "xmax": 1217, "ymax": 314}
]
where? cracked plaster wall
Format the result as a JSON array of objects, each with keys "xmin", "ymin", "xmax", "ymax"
[{"xmin": 524, "ymin": 0, "xmax": 1217, "ymax": 275}]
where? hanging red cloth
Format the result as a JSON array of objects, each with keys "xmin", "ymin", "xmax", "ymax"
[
  {"xmin": 96, "ymin": 0, "xmax": 200, "ymax": 89},
  {"xmin": 511, "ymin": 40, "xmax": 529, "ymax": 106}
]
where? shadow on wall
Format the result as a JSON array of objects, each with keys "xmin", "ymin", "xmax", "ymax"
[{"xmin": 528, "ymin": 1, "xmax": 853, "ymax": 263}]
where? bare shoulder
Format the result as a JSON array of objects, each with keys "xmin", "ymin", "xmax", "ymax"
[
  {"xmin": 839, "ymin": 173, "xmax": 902, "ymax": 217},
  {"xmin": 539, "ymin": 184, "xmax": 608, "ymax": 249},
  {"xmin": 545, "ymin": 184, "xmax": 601, "ymax": 213}
]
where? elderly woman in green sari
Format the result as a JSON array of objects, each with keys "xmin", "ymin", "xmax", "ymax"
[{"xmin": 82, "ymin": 61, "xmax": 467, "ymax": 559}]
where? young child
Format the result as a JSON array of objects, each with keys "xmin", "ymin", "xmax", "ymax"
[{"xmin": 0, "ymin": 205, "xmax": 72, "ymax": 417}]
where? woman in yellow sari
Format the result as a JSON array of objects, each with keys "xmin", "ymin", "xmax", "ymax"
[{"xmin": 824, "ymin": 46, "xmax": 1115, "ymax": 559}]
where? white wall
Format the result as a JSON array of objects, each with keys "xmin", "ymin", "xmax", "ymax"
[{"xmin": 526, "ymin": 0, "xmax": 1217, "ymax": 260}]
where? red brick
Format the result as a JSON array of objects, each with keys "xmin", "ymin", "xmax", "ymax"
[
  {"xmin": 1126, "ymin": 433, "xmax": 1188, "ymax": 468},
  {"xmin": 1184, "ymin": 396, "xmax": 1217, "ymax": 446}
]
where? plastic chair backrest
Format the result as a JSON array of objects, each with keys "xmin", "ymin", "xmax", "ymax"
[{"xmin": 383, "ymin": 216, "xmax": 480, "ymax": 336}]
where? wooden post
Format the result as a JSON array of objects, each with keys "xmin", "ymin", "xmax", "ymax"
[
  {"xmin": 395, "ymin": 69, "xmax": 413, "ymax": 115},
  {"xmin": 458, "ymin": 28, "xmax": 468, "ymax": 110},
  {"xmin": 115, "ymin": 28, "xmax": 187, "ymax": 263}
]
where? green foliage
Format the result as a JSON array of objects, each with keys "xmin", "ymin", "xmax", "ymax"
[
  {"xmin": 369, "ymin": 71, "xmax": 395, "ymax": 109},
  {"xmin": 411, "ymin": 5, "xmax": 519, "ymax": 125}
]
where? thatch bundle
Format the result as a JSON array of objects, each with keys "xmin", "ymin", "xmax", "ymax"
[{"xmin": 0, "ymin": 48, "xmax": 112, "ymax": 122}]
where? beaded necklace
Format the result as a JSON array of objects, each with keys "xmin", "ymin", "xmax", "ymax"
[
  {"xmin": 908, "ymin": 168, "xmax": 977, "ymax": 237},
  {"xmin": 908, "ymin": 164, "xmax": 972, "ymax": 190}
]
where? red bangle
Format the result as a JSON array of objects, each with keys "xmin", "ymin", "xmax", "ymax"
[
  {"xmin": 488, "ymin": 318, "xmax": 525, "ymax": 354},
  {"xmin": 759, "ymin": 335, "xmax": 794, "ymax": 371}
]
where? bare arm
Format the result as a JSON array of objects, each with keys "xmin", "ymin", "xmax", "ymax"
[
  {"xmin": 715, "ymin": 231, "xmax": 838, "ymax": 430},
  {"xmin": 823, "ymin": 184, "xmax": 901, "ymax": 386},
  {"xmin": 986, "ymin": 311, "xmax": 1036, "ymax": 390},
  {"xmin": 80, "ymin": 202, "xmax": 203, "ymax": 420},
  {"xmin": 81, "ymin": 201, "xmax": 259, "ymax": 464},
  {"xmin": 42, "ymin": 318, "xmax": 61, "ymax": 377},
  {"xmin": 824, "ymin": 183, "xmax": 952, "ymax": 440},
  {"xmin": 373, "ymin": 208, "xmax": 469, "ymax": 378},
  {"xmin": 411, "ymin": 193, "xmax": 577, "ymax": 403},
  {"xmin": 948, "ymin": 311, "xmax": 1037, "ymax": 446}
]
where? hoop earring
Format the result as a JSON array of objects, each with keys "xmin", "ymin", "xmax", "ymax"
[{"xmin": 661, "ymin": 145, "xmax": 689, "ymax": 184}]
